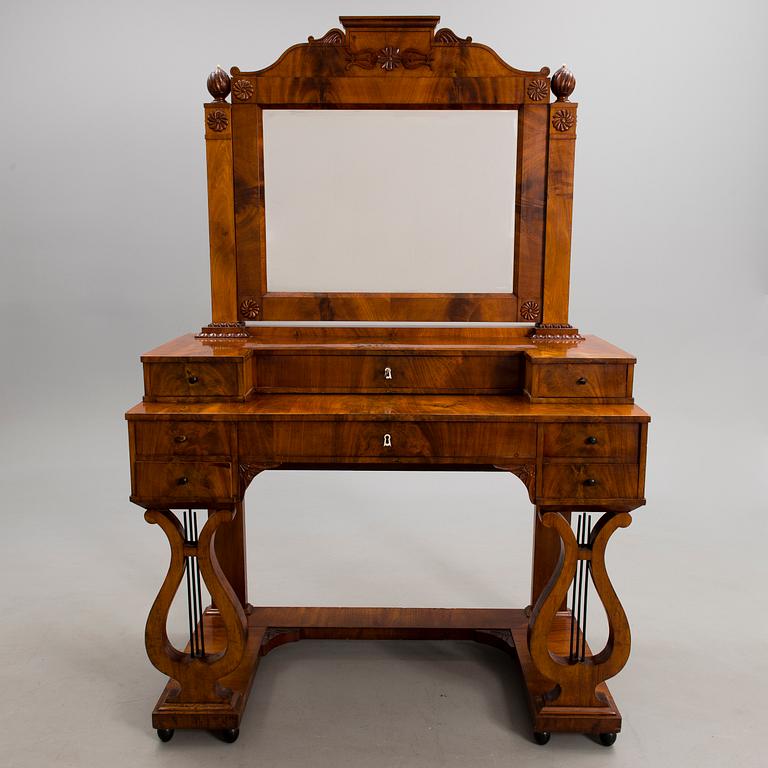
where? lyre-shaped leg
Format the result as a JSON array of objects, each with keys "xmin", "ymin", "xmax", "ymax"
[
  {"xmin": 527, "ymin": 509, "xmax": 632, "ymax": 708},
  {"xmin": 144, "ymin": 508, "xmax": 248, "ymax": 704}
]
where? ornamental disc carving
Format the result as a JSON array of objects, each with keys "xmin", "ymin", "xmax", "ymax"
[
  {"xmin": 232, "ymin": 79, "xmax": 254, "ymax": 101},
  {"xmin": 520, "ymin": 300, "xmax": 541, "ymax": 321},
  {"xmin": 206, "ymin": 109, "xmax": 229, "ymax": 132},
  {"xmin": 239, "ymin": 297, "xmax": 261, "ymax": 319},
  {"xmin": 552, "ymin": 109, "xmax": 575, "ymax": 132},
  {"xmin": 526, "ymin": 79, "xmax": 548, "ymax": 101}
]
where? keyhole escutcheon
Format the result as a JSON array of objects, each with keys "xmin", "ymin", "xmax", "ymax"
[{"xmin": 383, "ymin": 433, "xmax": 392, "ymax": 447}]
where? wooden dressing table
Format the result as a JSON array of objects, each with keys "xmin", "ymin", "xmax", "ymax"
[{"xmin": 126, "ymin": 16, "xmax": 649, "ymax": 748}]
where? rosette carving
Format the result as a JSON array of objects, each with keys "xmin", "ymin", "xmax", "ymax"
[
  {"xmin": 206, "ymin": 110, "xmax": 229, "ymax": 132},
  {"xmin": 552, "ymin": 109, "xmax": 575, "ymax": 132},
  {"xmin": 526, "ymin": 79, "xmax": 549, "ymax": 102},
  {"xmin": 520, "ymin": 300, "xmax": 541, "ymax": 321},
  {"xmin": 239, "ymin": 297, "xmax": 261, "ymax": 319},
  {"xmin": 232, "ymin": 79, "xmax": 254, "ymax": 101}
]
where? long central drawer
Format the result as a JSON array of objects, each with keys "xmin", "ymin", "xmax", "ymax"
[
  {"xmin": 239, "ymin": 421, "xmax": 537, "ymax": 461},
  {"xmin": 253, "ymin": 352, "xmax": 522, "ymax": 394}
]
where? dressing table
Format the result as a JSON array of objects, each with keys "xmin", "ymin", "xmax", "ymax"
[{"xmin": 126, "ymin": 16, "xmax": 650, "ymax": 748}]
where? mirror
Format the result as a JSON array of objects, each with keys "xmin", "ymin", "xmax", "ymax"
[{"xmin": 263, "ymin": 110, "xmax": 518, "ymax": 294}]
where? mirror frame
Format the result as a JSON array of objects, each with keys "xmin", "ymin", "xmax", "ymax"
[{"xmin": 203, "ymin": 16, "xmax": 578, "ymax": 325}]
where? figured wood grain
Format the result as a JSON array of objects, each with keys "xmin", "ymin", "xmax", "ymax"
[
  {"xmin": 239, "ymin": 421, "xmax": 537, "ymax": 461},
  {"xmin": 253, "ymin": 351, "xmax": 523, "ymax": 393},
  {"xmin": 145, "ymin": 362, "xmax": 240, "ymax": 399},
  {"xmin": 541, "ymin": 423, "xmax": 639, "ymax": 460},
  {"xmin": 127, "ymin": 395, "xmax": 651, "ymax": 423},
  {"xmin": 134, "ymin": 421, "xmax": 234, "ymax": 458},
  {"xmin": 132, "ymin": 460, "xmax": 235, "ymax": 504},
  {"xmin": 529, "ymin": 363, "xmax": 630, "ymax": 400},
  {"xmin": 541, "ymin": 102, "xmax": 577, "ymax": 324},
  {"xmin": 204, "ymin": 115, "xmax": 238, "ymax": 321},
  {"xmin": 540, "ymin": 463, "xmax": 639, "ymax": 500}
]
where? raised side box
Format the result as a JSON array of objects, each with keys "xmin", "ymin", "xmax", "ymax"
[
  {"xmin": 525, "ymin": 362, "xmax": 633, "ymax": 403},
  {"xmin": 143, "ymin": 361, "xmax": 252, "ymax": 401}
]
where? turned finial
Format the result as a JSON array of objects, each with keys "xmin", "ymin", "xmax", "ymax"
[
  {"xmin": 206, "ymin": 65, "xmax": 231, "ymax": 102},
  {"xmin": 551, "ymin": 64, "xmax": 576, "ymax": 102}
]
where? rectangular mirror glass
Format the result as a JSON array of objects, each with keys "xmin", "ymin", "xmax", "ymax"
[{"xmin": 263, "ymin": 110, "xmax": 518, "ymax": 294}]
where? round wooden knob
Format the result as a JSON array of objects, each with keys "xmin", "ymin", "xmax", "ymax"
[
  {"xmin": 583, "ymin": 478, "xmax": 598, "ymax": 487},
  {"xmin": 177, "ymin": 476, "xmax": 189, "ymax": 486},
  {"xmin": 174, "ymin": 435, "xmax": 188, "ymax": 444},
  {"xmin": 576, "ymin": 377, "xmax": 588, "ymax": 385},
  {"xmin": 585, "ymin": 436, "xmax": 598, "ymax": 445},
  {"xmin": 188, "ymin": 375, "xmax": 199, "ymax": 384}
]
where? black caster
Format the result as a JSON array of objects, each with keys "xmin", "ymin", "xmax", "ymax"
[
  {"xmin": 598, "ymin": 732, "xmax": 617, "ymax": 747},
  {"xmin": 533, "ymin": 731, "xmax": 551, "ymax": 745},
  {"xmin": 156, "ymin": 728, "xmax": 174, "ymax": 742},
  {"xmin": 216, "ymin": 728, "xmax": 240, "ymax": 743}
]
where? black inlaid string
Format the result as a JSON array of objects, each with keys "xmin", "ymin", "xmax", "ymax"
[{"xmin": 182, "ymin": 509, "xmax": 205, "ymax": 658}]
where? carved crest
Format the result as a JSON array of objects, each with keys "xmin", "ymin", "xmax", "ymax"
[
  {"xmin": 308, "ymin": 28, "xmax": 345, "ymax": 45},
  {"xmin": 434, "ymin": 27, "xmax": 472, "ymax": 45},
  {"xmin": 346, "ymin": 46, "xmax": 433, "ymax": 72}
]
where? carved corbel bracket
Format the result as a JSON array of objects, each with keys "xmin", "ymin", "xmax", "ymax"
[{"xmin": 496, "ymin": 464, "xmax": 536, "ymax": 502}]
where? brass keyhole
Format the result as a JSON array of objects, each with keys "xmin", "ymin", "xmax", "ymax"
[
  {"xmin": 384, "ymin": 367, "xmax": 393, "ymax": 380},
  {"xmin": 383, "ymin": 433, "xmax": 392, "ymax": 447}
]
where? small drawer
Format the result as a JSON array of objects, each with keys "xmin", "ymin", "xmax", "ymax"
[
  {"xmin": 542, "ymin": 423, "xmax": 639, "ymax": 460},
  {"xmin": 144, "ymin": 362, "xmax": 241, "ymax": 399},
  {"xmin": 253, "ymin": 353, "xmax": 522, "ymax": 394},
  {"xmin": 540, "ymin": 463, "xmax": 639, "ymax": 500},
  {"xmin": 134, "ymin": 421, "xmax": 233, "ymax": 458},
  {"xmin": 132, "ymin": 460, "xmax": 234, "ymax": 502},
  {"xmin": 239, "ymin": 421, "xmax": 537, "ymax": 461},
  {"xmin": 528, "ymin": 363, "xmax": 630, "ymax": 400}
]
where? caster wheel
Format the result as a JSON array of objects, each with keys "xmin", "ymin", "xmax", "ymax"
[
  {"xmin": 598, "ymin": 732, "xmax": 617, "ymax": 747},
  {"xmin": 217, "ymin": 728, "xmax": 239, "ymax": 743},
  {"xmin": 156, "ymin": 728, "xmax": 174, "ymax": 743},
  {"xmin": 533, "ymin": 731, "xmax": 551, "ymax": 745}
]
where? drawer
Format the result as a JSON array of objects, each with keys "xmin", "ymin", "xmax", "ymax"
[
  {"xmin": 239, "ymin": 421, "xmax": 537, "ymax": 461},
  {"xmin": 144, "ymin": 362, "xmax": 242, "ymax": 399},
  {"xmin": 253, "ymin": 353, "xmax": 522, "ymax": 393},
  {"xmin": 133, "ymin": 421, "xmax": 233, "ymax": 458},
  {"xmin": 132, "ymin": 460, "xmax": 235, "ymax": 502},
  {"xmin": 528, "ymin": 363, "xmax": 630, "ymax": 400},
  {"xmin": 540, "ymin": 463, "xmax": 639, "ymax": 500},
  {"xmin": 542, "ymin": 423, "xmax": 639, "ymax": 460}
]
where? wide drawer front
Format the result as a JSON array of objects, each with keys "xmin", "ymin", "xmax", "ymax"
[
  {"xmin": 239, "ymin": 421, "xmax": 537, "ymax": 461},
  {"xmin": 540, "ymin": 463, "xmax": 640, "ymax": 500},
  {"xmin": 253, "ymin": 353, "xmax": 522, "ymax": 393},
  {"xmin": 542, "ymin": 423, "xmax": 640, "ymax": 460},
  {"xmin": 133, "ymin": 460, "xmax": 234, "ymax": 502},
  {"xmin": 145, "ymin": 362, "xmax": 241, "ymax": 399},
  {"xmin": 133, "ymin": 421, "xmax": 233, "ymax": 457},
  {"xmin": 529, "ymin": 363, "xmax": 630, "ymax": 399}
]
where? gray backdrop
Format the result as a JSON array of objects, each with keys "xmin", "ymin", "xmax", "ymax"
[{"xmin": 1, "ymin": 1, "xmax": 766, "ymax": 767}]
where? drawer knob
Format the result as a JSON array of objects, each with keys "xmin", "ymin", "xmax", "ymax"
[
  {"xmin": 585, "ymin": 435, "xmax": 598, "ymax": 445},
  {"xmin": 383, "ymin": 433, "xmax": 392, "ymax": 448},
  {"xmin": 384, "ymin": 367, "xmax": 393, "ymax": 380},
  {"xmin": 576, "ymin": 376, "xmax": 588, "ymax": 385},
  {"xmin": 583, "ymin": 478, "xmax": 598, "ymax": 487},
  {"xmin": 177, "ymin": 476, "xmax": 189, "ymax": 485},
  {"xmin": 187, "ymin": 375, "xmax": 199, "ymax": 384},
  {"xmin": 174, "ymin": 435, "xmax": 188, "ymax": 444}
]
